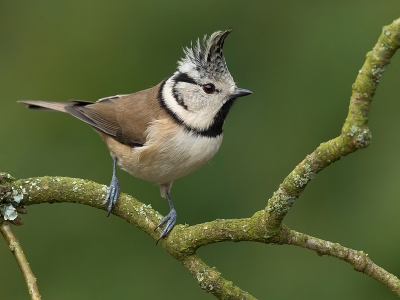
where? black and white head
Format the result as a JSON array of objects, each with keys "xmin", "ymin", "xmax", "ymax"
[{"xmin": 160, "ymin": 29, "xmax": 252, "ymax": 137}]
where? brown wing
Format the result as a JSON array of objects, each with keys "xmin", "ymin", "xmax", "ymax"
[{"xmin": 72, "ymin": 80, "xmax": 167, "ymax": 147}]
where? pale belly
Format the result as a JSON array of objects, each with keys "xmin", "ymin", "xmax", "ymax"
[{"xmin": 101, "ymin": 120, "xmax": 223, "ymax": 184}]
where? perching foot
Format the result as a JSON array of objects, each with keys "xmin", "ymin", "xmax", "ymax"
[
  {"xmin": 102, "ymin": 176, "xmax": 120, "ymax": 216},
  {"xmin": 101, "ymin": 157, "xmax": 120, "ymax": 216},
  {"xmin": 155, "ymin": 208, "xmax": 177, "ymax": 244}
]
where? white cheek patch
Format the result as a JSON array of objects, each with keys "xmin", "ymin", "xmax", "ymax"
[
  {"xmin": 162, "ymin": 77, "xmax": 219, "ymax": 130},
  {"xmin": 188, "ymin": 89, "xmax": 208, "ymax": 110}
]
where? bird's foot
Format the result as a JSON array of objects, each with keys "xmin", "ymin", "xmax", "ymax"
[
  {"xmin": 155, "ymin": 208, "xmax": 177, "ymax": 244},
  {"xmin": 102, "ymin": 176, "xmax": 120, "ymax": 216}
]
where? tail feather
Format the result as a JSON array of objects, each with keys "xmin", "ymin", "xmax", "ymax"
[
  {"xmin": 18, "ymin": 100, "xmax": 71, "ymax": 113},
  {"xmin": 18, "ymin": 100, "xmax": 115, "ymax": 138}
]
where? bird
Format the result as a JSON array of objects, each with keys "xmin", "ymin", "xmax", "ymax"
[{"xmin": 19, "ymin": 29, "xmax": 252, "ymax": 243}]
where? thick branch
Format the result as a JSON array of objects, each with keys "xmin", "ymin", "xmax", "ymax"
[
  {"xmin": 4, "ymin": 174, "xmax": 400, "ymax": 298},
  {"xmin": 180, "ymin": 254, "xmax": 256, "ymax": 300},
  {"xmin": 0, "ymin": 175, "xmax": 256, "ymax": 299},
  {"xmin": 0, "ymin": 221, "xmax": 41, "ymax": 300}
]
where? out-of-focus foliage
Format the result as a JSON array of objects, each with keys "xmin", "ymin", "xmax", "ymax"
[{"xmin": 1, "ymin": 1, "xmax": 400, "ymax": 299}]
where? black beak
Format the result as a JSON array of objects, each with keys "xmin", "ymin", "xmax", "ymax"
[{"xmin": 233, "ymin": 88, "xmax": 252, "ymax": 98}]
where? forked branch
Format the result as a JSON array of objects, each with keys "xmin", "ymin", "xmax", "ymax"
[{"xmin": 2, "ymin": 18, "xmax": 400, "ymax": 300}]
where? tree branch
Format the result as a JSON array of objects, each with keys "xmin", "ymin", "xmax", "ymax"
[
  {"xmin": 179, "ymin": 254, "xmax": 256, "ymax": 300},
  {"xmin": 0, "ymin": 221, "xmax": 41, "ymax": 300},
  {"xmin": 285, "ymin": 230, "xmax": 400, "ymax": 296},
  {"xmin": 265, "ymin": 17, "xmax": 400, "ymax": 231},
  {"xmin": 0, "ymin": 175, "xmax": 256, "ymax": 299}
]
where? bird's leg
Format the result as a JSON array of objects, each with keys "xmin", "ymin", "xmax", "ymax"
[
  {"xmin": 102, "ymin": 157, "xmax": 120, "ymax": 216},
  {"xmin": 155, "ymin": 190, "xmax": 177, "ymax": 244}
]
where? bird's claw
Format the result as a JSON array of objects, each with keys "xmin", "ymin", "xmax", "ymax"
[
  {"xmin": 155, "ymin": 208, "xmax": 177, "ymax": 244},
  {"xmin": 102, "ymin": 176, "xmax": 120, "ymax": 216}
]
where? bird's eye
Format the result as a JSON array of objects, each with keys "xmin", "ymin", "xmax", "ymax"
[{"xmin": 202, "ymin": 83, "xmax": 215, "ymax": 94}]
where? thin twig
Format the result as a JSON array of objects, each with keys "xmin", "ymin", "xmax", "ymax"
[
  {"xmin": 285, "ymin": 230, "xmax": 400, "ymax": 296},
  {"xmin": 265, "ymin": 17, "xmax": 400, "ymax": 230},
  {"xmin": 0, "ymin": 221, "xmax": 41, "ymax": 300}
]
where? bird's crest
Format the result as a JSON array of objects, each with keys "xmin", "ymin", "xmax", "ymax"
[{"xmin": 178, "ymin": 29, "xmax": 232, "ymax": 79}]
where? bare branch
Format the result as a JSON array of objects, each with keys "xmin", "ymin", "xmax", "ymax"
[
  {"xmin": 265, "ymin": 18, "xmax": 400, "ymax": 230},
  {"xmin": 179, "ymin": 254, "xmax": 256, "ymax": 300},
  {"xmin": 4, "ymin": 172, "xmax": 400, "ymax": 298},
  {"xmin": 0, "ymin": 175, "xmax": 256, "ymax": 299},
  {"xmin": 0, "ymin": 221, "xmax": 41, "ymax": 300},
  {"xmin": 285, "ymin": 230, "xmax": 400, "ymax": 296}
]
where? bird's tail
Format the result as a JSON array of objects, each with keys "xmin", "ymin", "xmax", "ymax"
[{"xmin": 18, "ymin": 100, "xmax": 71, "ymax": 113}]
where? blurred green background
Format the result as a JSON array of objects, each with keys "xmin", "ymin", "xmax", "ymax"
[{"xmin": 1, "ymin": 1, "xmax": 400, "ymax": 299}]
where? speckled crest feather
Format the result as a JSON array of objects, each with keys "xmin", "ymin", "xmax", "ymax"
[{"xmin": 178, "ymin": 29, "xmax": 232, "ymax": 79}]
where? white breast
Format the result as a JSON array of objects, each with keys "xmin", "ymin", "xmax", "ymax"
[{"xmin": 107, "ymin": 119, "xmax": 223, "ymax": 184}]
